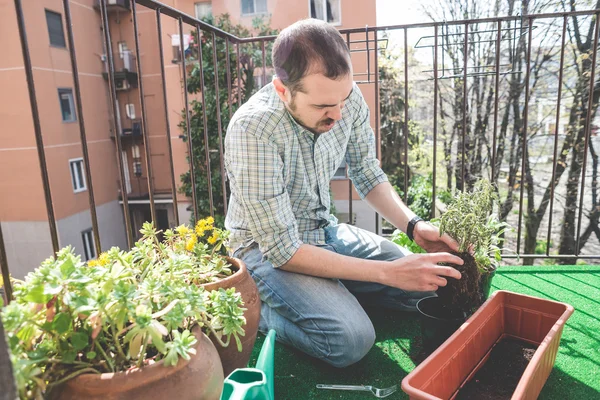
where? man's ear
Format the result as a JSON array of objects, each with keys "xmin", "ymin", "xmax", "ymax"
[{"xmin": 273, "ymin": 77, "xmax": 291, "ymax": 104}]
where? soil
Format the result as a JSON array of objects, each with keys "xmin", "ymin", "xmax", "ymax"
[
  {"xmin": 436, "ymin": 252, "xmax": 483, "ymax": 316},
  {"xmin": 417, "ymin": 296, "xmax": 466, "ymax": 320},
  {"xmin": 456, "ymin": 338, "xmax": 538, "ymax": 400}
]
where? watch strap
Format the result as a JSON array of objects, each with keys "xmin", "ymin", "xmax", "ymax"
[{"xmin": 406, "ymin": 216, "xmax": 424, "ymax": 241}]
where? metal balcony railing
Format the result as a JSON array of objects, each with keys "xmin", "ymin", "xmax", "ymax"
[{"xmin": 4, "ymin": 0, "xmax": 600, "ymax": 304}]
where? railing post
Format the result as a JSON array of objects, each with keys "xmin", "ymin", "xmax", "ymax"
[
  {"xmin": 14, "ymin": 0, "xmax": 59, "ymax": 254},
  {"xmin": 0, "ymin": 315, "xmax": 18, "ymax": 400}
]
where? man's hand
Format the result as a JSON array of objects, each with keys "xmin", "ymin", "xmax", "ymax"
[
  {"xmin": 377, "ymin": 253, "xmax": 463, "ymax": 292},
  {"xmin": 413, "ymin": 221, "xmax": 460, "ymax": 254}
]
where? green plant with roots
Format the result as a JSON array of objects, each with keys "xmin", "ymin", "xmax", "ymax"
[
  {"xmin": 2, "ymin": 221, "xmax": 245, "ymax": 399},
  {"xmin": 438, "ymin": 179, "xmax": 508, "ymax": 273},
  {"xmin": 436, "ymin": 179, "xmax": 509, "ymax": 315}
]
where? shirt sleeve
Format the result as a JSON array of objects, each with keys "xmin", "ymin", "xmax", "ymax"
[
  {"xmin": 224, "ymin": 118, "xmax": 302, "ymax": 268},
  {"xmin": 345, "ymin": 85, "xmax": 388, "ymax": 198}
]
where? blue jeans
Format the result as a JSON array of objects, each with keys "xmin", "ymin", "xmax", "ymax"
[{"xmin": 233, "ymin": 223, "xmax": 433, "ymax": 368}]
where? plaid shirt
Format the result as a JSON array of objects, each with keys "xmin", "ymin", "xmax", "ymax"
[{"xmin": 224, "ymin": 83, "xmax": 388, "ymax": 267}]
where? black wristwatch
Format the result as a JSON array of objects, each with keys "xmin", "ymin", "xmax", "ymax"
[{"xmin": 406, "ymin": 216, "xmax": 424, "ymax": 242}]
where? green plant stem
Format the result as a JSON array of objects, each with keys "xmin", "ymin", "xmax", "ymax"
[
  {"xmin": 47, "ymin": 359, "xmax": 93, "ymax": 367},
  {"xmin": 137, "ymin": 334, "xmax": 148, "ymax": 368},
  {"xmin": 151, "ymin": 299, "xmax": 180, "ymax": 319},
  {"xmin": 111, "ymin": 326, "xmax": 128, "ymax": 362},
  {"xmin": 206, "ymin": 323, "xmax": 230, "ymax": 348},
  {"xmin": 46, "ymin": 367, "xmax": 100, "ymax": 389},
  {"xmin": 95, "ymin": 341, "xmax": 115, "ymax": 372},
  {"xmin": 118, "ymin": 323, "xmax": 137, "ymax": 337}
]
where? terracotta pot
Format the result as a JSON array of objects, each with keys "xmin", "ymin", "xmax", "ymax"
[
  {"xmin": 403, "ymin": 290, "xmax": 574, "ymax": 400},
  {"xmin": 203, "ymin": 257, "xmax": 261, "ymax": 377},
  {"xmin": 54, "ymin": 327, "xmax": 224, "ymax": 400}
]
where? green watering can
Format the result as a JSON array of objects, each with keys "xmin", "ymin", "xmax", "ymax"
[{"xmin": 220, "ymin": 329, "xmax": 276, "ymax": 400}]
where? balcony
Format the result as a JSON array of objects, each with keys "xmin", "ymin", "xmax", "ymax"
[
  {"xmin": 121, "ymin": 120, "xmax": 142, "ymax": 138},
  {"xmin": 94, "ymin": 0, "xmax": 131, "ymax": 12},
  {"xmin": 102, "ymin": 50, "xmax": 138, "ymax": 91}
]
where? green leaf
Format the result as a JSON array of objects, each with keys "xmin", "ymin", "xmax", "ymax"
[
  {"xmin": 62, "ymin": 350, "xmax": 77, "ymax": 364},
  {"xmin": 71, "ymin": 331, "xmax": 88, "ymax": 350},
  {"xmin": 148, "ymin": 326, "xmax": 167, "ymax": 354},
  {"xmin": 59, "ymin": 257, "xmax": 75, "ymax": 277},
  {"xmin": 164, "ymin": 347, "xmax": 179, "ymax": 367},
  {"xmin": 86, "ymin": 351, "xmax": 97, "ymax": 360},
  {"xmin": 40, "ymin": 321, "xmax": 53, "ymax": 331},
  {"xmin": 52, "ymin": 312, "xmax": 72, "ymax": 335},
  {"xmin": 129, "ymin": 332, "xmax": 143, "ymax": 359},
  {"xmin": 16, "ymin": 324, "xmax": 36, "ymax": 344},
  {"xmin": 234, "ymin": 333, "xmax": 242, "ymax": 352},
  {"xmin": 44, "ymin": 282, "xmax": 62, "ymax": 296},
  {"xmin": 23, "ymin": 285, "xmax": 51, "ymax": 304}
]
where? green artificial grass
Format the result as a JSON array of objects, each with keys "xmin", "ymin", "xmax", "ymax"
[{"xmin": 247, "ymin": 265, "xmax": 600, "ymax": 399}]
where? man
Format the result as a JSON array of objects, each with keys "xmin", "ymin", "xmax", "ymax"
[{"xmin": 224, "ymin": 19, "xmax": 463, "ymax": 368}]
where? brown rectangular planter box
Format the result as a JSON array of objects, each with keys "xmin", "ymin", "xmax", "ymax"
[{"xmin": 402, "ymin": 290, "xmax": 574, "ymax": 400}]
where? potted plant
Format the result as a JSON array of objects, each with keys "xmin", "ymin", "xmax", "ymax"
[
  {"xmin": 416, "ymin": 179, "xmax": 508, "ymax": 351},
  {"xmin": 402, "ymin": 290, "xmax": 574, "ymax": 400},
  {"xmin": 177, "ymin": 217, "xmax": 261, "ymax": 376},
  {"xmin": 1, "ymin": 221, "xmax": 248, "ymax": 400}
]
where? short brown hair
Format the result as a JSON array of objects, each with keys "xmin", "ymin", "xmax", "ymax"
[{"xmin": 272, "ymin": 19, "xmax": 351, "ymax": 93}]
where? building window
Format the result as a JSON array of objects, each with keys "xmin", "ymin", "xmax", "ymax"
[
  {"xmin": 69, "ymin": 158, "xmax": 87, "ymax": 193},
  {"xmin": 125, "ymin": 103, "xmax": 136, "ymax": 119},
  {"xmin": 241, "ymin": 0, "xmax": 267, "ymax": 15},
  {"xmin": 81, "ymin": 229, "xmax": 96, "ymax": 261},
  {"xmin": 171, "ymin": 34, "xmax": 192, "ymax": 63},
  {"xmin": 133, "ymin": 161, "xmax": 142, "ymax": 177},
  {"xmin": 58, "ymin": 89, "xmax": 76, "ymax": 122},
  {"xmin": 310, "ymin": 0, "xmax": 341, "ymax": 25},
  {"xmin": 195, "ymin": 2, "xmax": 212, "ymax": 19},
  {"xmin": 45, "ymin": 10, "xmax": 66, "ymax": 48},
  {"xmin": 118, "ymin": 41, "xmax": 128, "ymax": 58}
]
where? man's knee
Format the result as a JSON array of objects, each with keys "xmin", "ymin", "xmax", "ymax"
[{"xmin": 313, "ymin": 315, "xmax": 376, "ymax": 368}]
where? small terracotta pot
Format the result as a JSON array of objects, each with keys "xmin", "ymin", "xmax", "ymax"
[
  {"xmin": 53, "ymin": 327, "xmax": 224, "ymax": 400},
  {"xmin": 203, "ymin": 257, "xmax": 261, "ymax": 377},
  {"xmin": 403, "ymin": 290, "xmax": 574, "ymax": 400}
]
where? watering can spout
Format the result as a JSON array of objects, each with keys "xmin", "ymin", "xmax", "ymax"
[{"xmin": 220, "ymin": 330, "xmax": 276, "ymax": 400}]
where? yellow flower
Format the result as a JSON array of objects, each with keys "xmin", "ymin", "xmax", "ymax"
[
  {"xmin": 207, "ymin": 232, "xmax": 219, "ymax": 245},
  {"xmin": 195, "ymin": 221, "xmax": 207, "ymax": 237},
  {"xmin": 176, "ymin": 225, "xmax": 190, "ymax": 236},
  {"xmin": 186, "ymin": 235, "xmax": 197, "ymax": 251},
  {"xmin": 87, "ymin": 259, "xmax": 101, "ymax": 267},
  {"xmin": 206, "ymin": 216, "xmax": 214, "ymax": 226},
  {"xmin": 98, "ymin": 252, "xmax": 110, "ymax": 266}
]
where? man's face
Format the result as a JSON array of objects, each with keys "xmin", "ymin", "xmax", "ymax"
[{"xmin": 285, "ymin": 73, "xmax": 354, "ymax": 135}]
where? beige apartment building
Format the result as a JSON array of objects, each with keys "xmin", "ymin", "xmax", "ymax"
[{"xmin": 0, "ymin": 0, "xmax": 377, "ymax": 278}]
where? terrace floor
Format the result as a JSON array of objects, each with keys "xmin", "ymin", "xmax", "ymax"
[{"xmin": 249, "ymin": 265, "xmax": 600, "ymax": 399}]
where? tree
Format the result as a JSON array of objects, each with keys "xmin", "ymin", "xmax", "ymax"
[
  {"xmin": 557, "ymin": 0, "xmax": 600, "ymax": 260},
  {"xmin": 179, "ymin": 15, "xmax": 277, "ymax": 226},
  {"xmin": 379, "ymin": 41, "xmax": 408, "ymax": 190}
]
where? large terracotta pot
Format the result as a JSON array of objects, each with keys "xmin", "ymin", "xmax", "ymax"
[
  {"xmin": 403, "ymin": 290, "xmax": 574, "ymax": 400},
  {"xmin": 203, "ymin": 257, "xmax": 261, "ymax": 377},
  {"xmin": 54, "ymin": 327, "xmax": 224, "ymax": 400}
]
